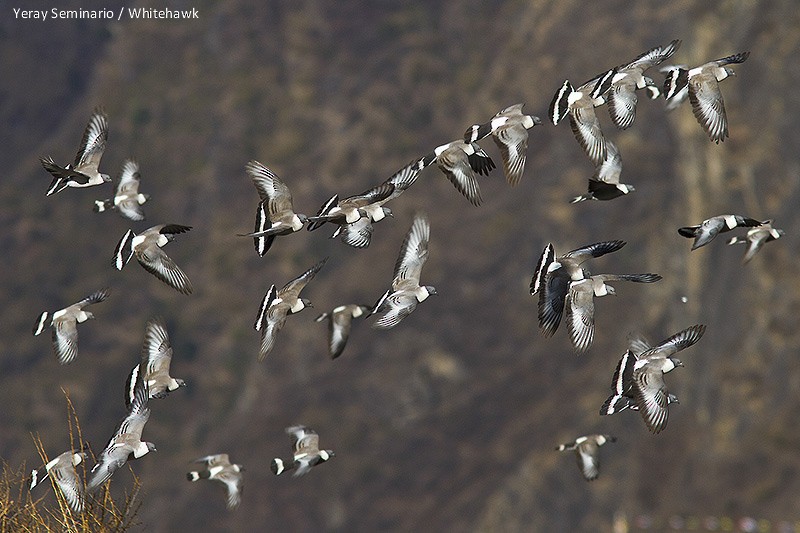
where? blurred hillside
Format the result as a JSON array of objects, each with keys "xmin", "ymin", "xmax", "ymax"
[{"xmin": 3, "ymin": 0, "xmax": 800, "ymax": 531}]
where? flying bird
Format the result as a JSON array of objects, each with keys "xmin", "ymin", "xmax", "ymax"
[
  {"xmin": 556, "ymin": 434, "xmax": 616, "ymax": 481},
  {"xmin": 114, "ymin": 224, "xmax": 193, "ymax": 294},
  {"xmin": 125, "ymin": 318, "xmax": 186, "ymax": 408},
  {"xmin": 325, "ymin": 158, "xmax": 425, "ymax": 248},
  {"xmin": 678, "ymin": 214, "xmax": 763, "ymax": 250},
  {"xmin": 600, "ymin": 342, "xmax": 679, "ymax": 416},
  {"xmin": 236, "ymin": 160, "xmax": 308, "ymax": 256},
  {"xmin": 87, "ymin": 368, "xmax": 155, "ymax": 492},
  {"xmin": 464, "ymin": 103, "xmax": 542, "ymax": 186},
  {"xmin": 254, "ymin": 258, "xmax": 327, "ymax": 360},
  {"xmin": 371, "ymin": 213, "xmax": 436, "ymax": 329},
  {"xmin": 40, "ymin": 108, "xmax": 111, "ymax": 196},
  {"xmin": 664, "ymin": 52, "xmax": 750, "ymax": 142},
  {"xmin": 530, "ymin": 240, "xmax": 626, "ymax": 338},
  {"xmin": 727, "ymin": 220, "xmax": 785, "ymax": 263},
  {"xmin": 271, "ymin": 426, "xmax": 334, "ymax": 477},
  {"xmin": 93, "ymin": 159, "xmax": 150, "ymax": 221},
  {"xmin": 29, "ymin": 450, "xmax": 86, "ymax": 513},
  {"xmin": 632, "ymin": 324, "xmax": 706, "ymax": 434},
  {"xmin": 549, "ymin": 68, "xmax": 616, "ymax": 164},
  {"xmin": 417, "ymin": 141, "xmax": 495, "ymax": 206},
  {"xmin": 315, "ymin": 304, "xmax": 371, "ymax": 359},
  {"xmin": 33, "ymin": 288, "xmax": 110, "ymax": 365},
  {"xmin": 606, "ymin": 40, "xmax": 681, "ymax": 129},
  {"xmin": 570, "ymin": 140, "xmax": 635, "ymax": 203},
  {"xmin": 187, "ymin": 454, "xmax": 244, "ymax": 510},
  {"xmin": 565, "ymin": 273, "xmax": 662, "ymax": 352}
]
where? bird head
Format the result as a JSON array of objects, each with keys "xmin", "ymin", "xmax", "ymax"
[{"xmin": 101, "ymin": 173, "xmax": 112, "ymax": 183}]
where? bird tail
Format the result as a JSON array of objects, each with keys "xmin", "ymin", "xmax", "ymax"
[
  {"xmin": 93, "ymin": 199, "xmax": 113, "ymax": 213},
  {"xmin": 307, "ymin": 195, "xmax": 339, "ymax": 231},
  {"xmin": 113, "ymin": 229, "xmax": 136, "ymax": 270},
  {"xmin": 549, "ymin": 80, "xmax": 573, "ymax": 125},
  {"xmin": 187, "ymin": 470, "xmax": 210, "ymax": 482},
  {"xmin": 270, "ymin": 458, "xmax": 294, "ymax": 476}
]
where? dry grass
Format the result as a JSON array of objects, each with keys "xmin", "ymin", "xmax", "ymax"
[{"xmin": 0, "ymin": 392, "xmax": 142, "ymax": 532}]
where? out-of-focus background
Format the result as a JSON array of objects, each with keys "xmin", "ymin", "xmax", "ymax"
[{"xmin": 2, "ymin": 0, "xmax": 800, "ymax": 531}]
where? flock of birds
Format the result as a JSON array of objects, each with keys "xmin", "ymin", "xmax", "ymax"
[{"xmin": 25, "ymin": 37, "xmax": 784, "ymax": 518}]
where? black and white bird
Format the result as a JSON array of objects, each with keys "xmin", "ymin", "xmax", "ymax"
[
  {"xmin": 678, "ymin": 214, "xmax": 763, "ymax": 250},
  {"xmin": 87, "ymin": 368, "xmax": 155, "ymax": 492},
  {"xmin": 556, "ymin": 434, "xmax": 616, "ymax": 481},
  {"xmin": 600, "ymin": 342, "xmax": 679, "ymax": 417},
  {"xmin": 659, "ymin": 64, "xmax": 689, "ymax": 111},
  {"xmin": 114, "ymin": 224, "xmax": 193, "ymax": 294},
  {"xmin": 254, "ymin": 258, "xmax": 327, "ymax": 360},
  {"xmin": 371, "ymin": 213, "xmax": 436, "ymax": 329},
  {"xmin": 29, "ymin": 450, "xmax": 86, "ymax": 513},
  {"xmin": 418, "ymin": 141, "xmax": 495, "ymax": 206},
  {"xmin": 564, "ymin": 273, "xmax": 662, "ymax": 352},
  {"xmin": 606, "ymin": 40, "xmax": 681, "ymax": 129},
  {"xmin": 236, "ymin": 160, "xmax": 308, "ymax": 256},
  {"xmin": 727, "ymin": 220, "xmax": 785, "ymax": 263},
  {"xmin": 530, "ymin": 240, "xmax": 626, "ymax": 339},
  {"xmin": 125, "ymin": 318, "xmax": 186, "ymax": 408},
  {"xmin": 315, "ymin": 304, "xmax": 371, "ymax": 360},
  {"xmin": 271, "ymin": 426, "xmax": 334, "ymax": 477},
  {"xmin": 570, "ymin": 140, "xmax": 635, "ymax": 203},
  {"xmin": 464, "ymin": 103, "xmax": 542, "ymax": 186},
  {"xmin": 664, "ymin": 52, "xmax": 750, "ymax": 142},
  {"xmin": 631, "ymin": 324, "xmax": 706, "ymax": 434},
  {"xmin": 549, "ymin": 68, "xmax": 616, "ymax": 164},
  {"xmin": 187, "ymin": 454, "xmax": 244, "ymax": 510},
  {"xmin": 93, "ymin": 159, "xmax": 149, "ymax": 221},
  {"xmin": 33, "ymin": 288, "xmax": 110, "ymax": 365},
  {"xmin": 332, "ymin": 159, "xmax": 424, "ymax": 247},
  {"xmin": 40, "ymin": 109, "xmax": 111, "ymax": 196}
]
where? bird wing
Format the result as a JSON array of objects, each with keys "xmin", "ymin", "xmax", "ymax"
[
  {"xmin": 634, "ymin": 366, "xmax": 670, "ymax": 433},
  {"xmin": 52, "ymin": 318, "xmax": 79, "ymax": 364},
  {"xmin": 643, "ymin": 324, "xmax": 706, "ymax": 360},
  {"xmin": 576, "ymin": 443, "xmax": 600, "ymax": 481},
  {"xmin": 436, "ymin": 145, "xmax": 482, "ymax": 206},
  {"xmin": 372, "ymin": 291, "xmax": 418, "ymax": 330},
  {"xmin": 608, "ymin": 77, "xmax": 639, "ymax": 129},
  {"xmin": 493, "ymin": 123, "xmax": 529, "ymax": 186},
  {"xmin": 688, "ymin": 74, "xmax": 728, "ymax": 143},
  {"xmin": 565, "ymin": 281, "xmax": 595, "ymax": 352},
  {"xmin": 135, "ymin": 247, "xmax": 194, "ymax": 295},
  {"xmin": 74, "ymin": 110, "xmax": 108, "ymax": 172},
  {"xmin": 245, "ymin": 160, "xmax": 296, "ymax": 218},
  {"xmin": 116, "ymin": 160, "xmax": 141, "ymax": 195},
  {"xmin": 279, "ymin": 258, "xmax": 328, "ymax": 300},
  {"xmin": 392, "ymin": 213, "xmax": 430, "ymax": 287},
  {"xmin": 569, "ymin": 102, "xmax": 607, "ymax": 165},
  {"xmin": 592, "ymin": 140, "xmax": 622, "ymax": 184}
]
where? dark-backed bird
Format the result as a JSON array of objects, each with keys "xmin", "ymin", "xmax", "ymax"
[
  {"xmin": 236, "ymin": 160, "xmax": 308, "ymax": 256},
  {"xmin": 29, "ymin": 450, "xmax": 86, "ymax": 513},
  {"xmin": 114, "ymin": 224, "xmax": 193, "ymax": 294},
  {"xmin": 371, "ymin": 213, "xmax": 436, "ymax": 329},
  {"xmin": 271, "ymin": 426, "xmax": 334, "ymax": 477},
  {"xmin": 254, "ymin": 258, "xmax": 327, "ymax": 360},
  {"xmin": 33, "ymin": 288, "xmax": 110, "ymax": 365},
  {"xmin": 727, "ymin": 220, "xmax": 785, "ymax": 263},
  {"xmin": 530, "ymin": 240, "xmax": 626, "ymax": 338},
  {"xmin": 570, "ymin": 140, "xmax": 634, "ymax": 203},
  {"xmin": 41, "ymin": 108, "xmax": 111, "ymax": 196},
  {"xmin": 87, "ymin": 368, "xmax": 155, "ymax": 492},
  {"xmin": 464, "ymin": 103, "xmax": 541, "ymax": 186},
  {"xmin": 93, "ymin": 159, "xmax": 149, "ymax": 221},
  {"xmin": 315, "ymin": 304, "xmax": 371, "ymax": 360},
  {"xmin": 678, "ymin": 214, "xmax": 762, "ymax": 250},
  {"xmin": 556, "ymin": 434, "xmax": 616, "ymax": 481},
  {"xmin": 125, "ymin": 318, "xmax": 185, "ymax": 408},
  {"xmin": 187, "ymin": 454, "xmax": 244, "ymax": 510},
  {"xmin": 565, "ymin": 273, "xmax": 662, "ymax": 352},
  {"xmin": 664, "ymin": 52, "xmax": 750, "ymax": 142}
]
